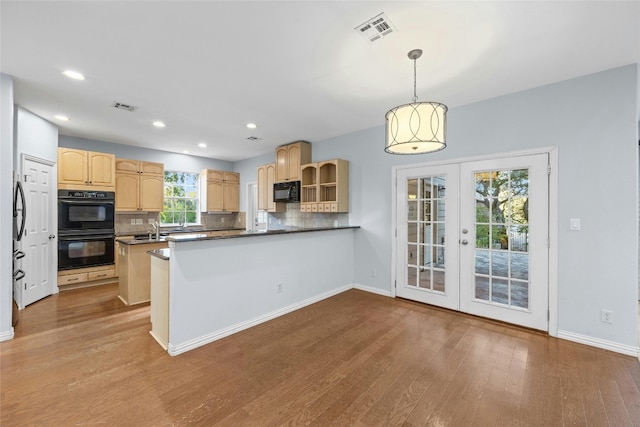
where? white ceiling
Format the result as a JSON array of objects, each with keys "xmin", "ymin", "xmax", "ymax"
[{"xmin": 2, "ymin": 1, "xmax": 639, "ymax": 162}]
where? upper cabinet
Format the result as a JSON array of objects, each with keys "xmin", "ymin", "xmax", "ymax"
[
  {"xmin": 275, "ymin": 141, "xmax": 311, "ymax": 183},
  {"xmin": 257, "ymin": 163, "xmax": 285, "ymax": 213},
  {"xmin": 301, "ymin": 159, "xmax": 349, "ymax": 213},
  {"xmin": 58, "ymin": 148, "xmax": 115, "ymax": 191},
  {"xmin": 199, "ymin": 169, "xmax": 239, "ymax": 212},
  {"xmin": 115, "ymin": 159, "xmax": 164, "ymax": 212}
]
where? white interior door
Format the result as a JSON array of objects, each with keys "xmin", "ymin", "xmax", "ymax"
[
  {"xmin": 395, "ymin": 164, "xmax": 459, "ymax": 310},
  {"xmin": 21, "ymin": 156, "xmax": 57, "ymax": 307},
  {"xmin": 395, "ymin": 153, "xmax": 549, "ymax": 331}
]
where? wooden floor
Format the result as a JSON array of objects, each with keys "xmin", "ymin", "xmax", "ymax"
[{"xmin": 2, "ymin": 284, "xmax": 640, "ymax": 426}]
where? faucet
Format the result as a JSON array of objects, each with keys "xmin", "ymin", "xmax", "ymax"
[{"xmin": 152, "ymin": 220, "xmax": 160, "ymax": 240}]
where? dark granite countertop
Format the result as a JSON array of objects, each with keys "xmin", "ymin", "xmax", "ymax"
[
  {"xmin": 148, "ymin": 248, "xmax": 170, "ymax": 260},
  {"xmin": 166, "ymin": 226, "xmax": 360, "ymax": 244},
  {"xmin": 116, "ymin": 227, "xmax": 244, "ymax": 237}
]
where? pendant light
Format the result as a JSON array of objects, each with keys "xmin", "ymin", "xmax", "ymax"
[{"xmin": 385, "ymin": 49, "xmax": 447, "ymax": 154}]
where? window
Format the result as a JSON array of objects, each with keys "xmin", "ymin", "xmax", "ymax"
[{"xmin": 161, "ymin": 171, "xmax": 199, "ymax": 225}]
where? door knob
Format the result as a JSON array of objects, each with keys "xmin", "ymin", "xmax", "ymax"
[
  {"xmin": 461, "ymin": 239, "xmax": 468, "ymax": 245},
  {"xmin": 48, "ymin": 234, "xmax": 56, "ymax": 239}
]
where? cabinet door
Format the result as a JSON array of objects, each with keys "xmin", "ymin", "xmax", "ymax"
[
  {"xmin": 223, "ymin": 182, "xmax": 239, "ymax": 212},
  {"xmin": 223, "ymin": 172, "xmax": 239, "ymax": 183},
  {"xmin": 140, "ymin": 161, "xmax": 164, "ymax": 176},
  {"xmin": 275, "ymin": 146, "xmax": 288, "ymax": 182},
  {"xmin": 115, "ymin": 173, "xmax": 139, "ymax": 211},
  {"xmin": 139, "ymin": 174, "xmax": 164, "ymax": 211},
  {"xmin": 208, "ymin": 170, "xmax": 224, "ymax": 182},
  {"xmin": 58, "ymin": 148, "xmax": 88, "ymax": 185},
  {"xmin": 266, "ymin": 163, "xmax": 277, "ymax": 211},
  {"xmin": 257, "ymin": 166, "xmax": 266, "ymax": 210},
  {"xmin": 89, "ymin": 152, "xmax": 115, "ymax": 187},
  {"xmin": 115, "ymin": 158, "xmax": 139, "ymax": 173},
  {"xmin": 287, "ymin": 144, "xmax": 301, "ymax": 181},
  {"xmin": 206, "ymin": 181, "xmax": 224, "ymax": 211}
]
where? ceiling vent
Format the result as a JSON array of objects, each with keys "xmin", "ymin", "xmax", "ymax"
[
  {"xmin": 246, "ymin": 136, "xmax": 261, "ymax": 141},
  {"xmin": 112, "ymin": 102, "xmax": 137, "ymax": 112},
  {"xmin": 355, "ymin": 12, "xmax": 396, "ymax": 42}
]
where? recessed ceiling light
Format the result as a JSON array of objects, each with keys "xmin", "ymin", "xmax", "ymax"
[
  {"xmin": 198, "ymin": 142, "xmax": 207, "ymax": 148},
  {"xmin": 62, "ymin": 70, "xmax": 85, "ymax": 80},
  {"xmin": 54, "ymin": 115, "xmax": 70, "ymax": 121},
  {"xmin": 153, "ymin": 121, "xmax": 166, "ymax": 128},
  {"xmin": 246, "ymin": 123, "xmax": 257, "ymax": 129}
]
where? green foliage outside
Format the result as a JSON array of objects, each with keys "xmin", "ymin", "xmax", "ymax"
[
  {"xmin": 160, "ymin": 171, "xmax": 199, "ymax": 225},
  {"xmin": 475, "ymin": 169, "xmax": 529, "ymax": 250}
]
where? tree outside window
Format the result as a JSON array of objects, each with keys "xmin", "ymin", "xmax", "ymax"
[{"xmin": 161, "ymin": 171, "xmax": 199, "ymax": 225}]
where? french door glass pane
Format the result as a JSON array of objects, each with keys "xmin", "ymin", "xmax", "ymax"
[
  {"xmin": 406, "ymin": 175, "xmax": 446, "ymax": 293},
  {"xmin": 473, "ymin": 168, "xmax": 530, "ymax": 309}
]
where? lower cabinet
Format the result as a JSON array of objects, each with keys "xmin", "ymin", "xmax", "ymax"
[
  {"xmin": 118, "ymin": 241, "xmax": 168, "ymax": 305},
  {"xmin": 58, "ymin": 265, "xmax": 116, "ymax": 289}
]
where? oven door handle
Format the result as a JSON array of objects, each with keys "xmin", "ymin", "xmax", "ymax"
[
  {"xmin": 58, "ymin": 234, "xmax": 115, "ymax": 241},
  {"xmin": 59, "ymin": 200, "xmax": 114, "ymax": 205}
]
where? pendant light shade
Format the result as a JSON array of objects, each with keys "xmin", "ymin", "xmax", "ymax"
[{"xmin": 385, "ymin": 49, "xmax": 448, "ymax": 155}]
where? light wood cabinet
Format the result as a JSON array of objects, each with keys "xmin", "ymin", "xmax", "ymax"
[
  {"xmin": 300, "ymin": 159, "xmax": 349, "ymax": 213},
  {"xmin": 58, "ymin": 148, "xmax": 115, "ymax": 190},
  {"xmin": 275, "ymin": 141, "xmax": 311, "ymax": 183},
  {"xmin": 118, "ymin": 240, "xmax": 168, "ymax": 305},
  {"xmin": 115, "ymin": 159, "xmax": 164, "ymax": 212},
  {"xmin": 257, "ymin": 163, "xmax": 285, "ymax": 212},
  {"xmin": 57, "ymin": 265, "xmax": 116, "ymax": 289},
  {"xmin": 199, "ymin": 170, "xmax": 240, "ymax": 212}
]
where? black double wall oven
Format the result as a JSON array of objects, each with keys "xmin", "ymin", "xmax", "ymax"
[{"xmin": 58, "ymin": 190, "xmax": 115, "ymax": 271}]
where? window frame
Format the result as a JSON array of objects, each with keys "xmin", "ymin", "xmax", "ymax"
[{"xmin": 161, "ymin": 170, "xmax": 200, "ymax": 226}]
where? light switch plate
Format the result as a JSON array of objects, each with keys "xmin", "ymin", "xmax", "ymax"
[
  {"xmin": 135, "ymin": 218, "xmax": 143, "ymax": 225},
  {"xmin": 570, "ymin": 218, "xmax": 581, "ymax": 231}
]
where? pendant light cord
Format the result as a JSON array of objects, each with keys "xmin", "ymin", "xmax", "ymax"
[{"xmin": 412, "ymin": 57, "xmax": 418, "ymax": 103}]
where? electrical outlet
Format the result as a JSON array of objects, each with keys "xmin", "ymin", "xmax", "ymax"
[
  {"xmin": 148, "ymin": 218, "xmax": 155, "ymax": 224},
  {"xmin": 135, "ymin": 218, "xmax": 143, "ymax": 225},
  {"xmin": 371, "ymin": 269, "xmax": 377, "ymax": 278},
  {"xmin": 130, "ymin": 219, "xmax": 136, "ymax": 225},
  {"xmin": 221, "ymin": 218, "xmax": 225, "ymax": 223},
  {"xmin": 277, "ymin": 283, "xmax": 283, "ymax": 293},
  {"xmin": 601, "ymin": 309, "xmax": 613, "ymax": 324}
]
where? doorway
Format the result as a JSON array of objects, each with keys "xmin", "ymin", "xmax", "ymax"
[{"xmin": 394, "ymin": 152, "xmax": 550, "ymax": 331}]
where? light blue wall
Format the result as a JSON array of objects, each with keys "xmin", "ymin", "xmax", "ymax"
[
  {"xmin": 236, "ymin": 64, "xmax": 640, "ymax": 349},
  {"xmin": 59, "ymin": 136, "xmax": 233, "ymax": 173}
]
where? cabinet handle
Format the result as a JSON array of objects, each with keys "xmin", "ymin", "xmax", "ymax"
[
  {"xmin": 68, "ymin": 277, "xmax": 79, "ymax": 282},
  {"xmin": 89, "ymin": 181, "xmax": 93, "ymax": 184},
  {"xmin": 96, "ymin": 274, "xmax": 107, "ymax": 278}
]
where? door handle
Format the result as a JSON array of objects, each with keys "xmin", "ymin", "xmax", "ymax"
[
  {"xmin": 461, "ymin": 239, "xmax": 468, "ymax": 245},
  {"xmin": 49, "ymin": 234, "xmax": 56, "ymax": 240}
]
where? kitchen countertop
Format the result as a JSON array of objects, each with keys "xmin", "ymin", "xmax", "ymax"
[
  {"xmin": 166, "ymin": 226, "xmax": 360, "ymax": 244},
  {"xmin": 116, "ymin": 227, "xmax": 245, "ymax": 245},
  {"xmin": 148, "ymin": 248, "xmax": 170, "ymax": 260},
  {"xmin": 115, "ymin": 227, "xmax": 244, "ymax": 237}
]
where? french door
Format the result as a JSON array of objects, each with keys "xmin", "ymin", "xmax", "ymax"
[{"xmin": 395, "ymin": 153, "xmax": 549, "ymax": 331}]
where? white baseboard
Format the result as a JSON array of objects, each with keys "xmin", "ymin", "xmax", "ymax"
[
  {"xmin": 557, "ymin": 329, "xmax": 639, "ymax": 357},
  {"xmin": 168, "ymin": 284, "xmax": 353, "ymax": 356},
  {"xmin": 352, "ymin": 283, "xmax": 393, "ymax": 298},
  {"xmin": 0, "ymin": 328, "xmax": 15, "ymax": 342}
]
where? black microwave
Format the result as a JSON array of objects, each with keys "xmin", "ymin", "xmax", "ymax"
[{"xmin": 274, "ymin": 181, "xmax": 300, "ymax": 203}]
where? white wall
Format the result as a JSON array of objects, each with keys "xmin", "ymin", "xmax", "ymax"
[
  {"xmin": 0, "ymin": 74, "xmax": 15, "ymax": 340},
  {"xmin": 59, "ymin": 135, "xmax": 233, "ymax": 173},
  {"xmin": 15, "ymin": 107, "xmax": 58, "ymax": 163},
  {"xmin": 235, "ymin": 64, "xmax": 640, "ymax": 350}
]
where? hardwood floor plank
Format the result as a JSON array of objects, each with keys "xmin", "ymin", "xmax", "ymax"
[{"xmin": 2, "ymin": 284, "xmax": 640, "ymax": 426}]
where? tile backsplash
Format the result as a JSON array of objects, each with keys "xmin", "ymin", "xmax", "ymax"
[
  {"xmin": 267, "ymin": 203, "xmax": 349, "ymax": 230},
  {"xmin": 115, "ymin": 211, "xmax": 246, "ymax": 235}
]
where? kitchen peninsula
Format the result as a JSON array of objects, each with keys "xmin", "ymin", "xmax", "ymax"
[{"xmin": 148, "ymin": 226, "xmax": 359, "ymax": 355}]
